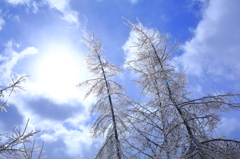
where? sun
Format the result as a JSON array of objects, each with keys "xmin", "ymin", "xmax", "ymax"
[{"xmin": 32, "ymin": 44, "xmax": 87, "ymax": 102}]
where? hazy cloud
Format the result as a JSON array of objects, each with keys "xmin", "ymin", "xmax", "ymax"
[
  {"xmin": 32, "ymin": 1, "xmax": 38, "ymax": 13},
  {"xmin": 219, "ymin": 117, "xmax": 240, "ymax": 136},
  {"xmin": 129, "ymin": 0, "xmax": 140, "ymax": 4},
  {"xmin": 0, "ymin": 17, "xmax": 4, "ymax": 30}
]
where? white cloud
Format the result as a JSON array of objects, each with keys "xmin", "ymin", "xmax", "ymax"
[
  {"xmin": 0, "ymin": 41, "xmax": 38, "ymax": 82},
  {"xmin": 32, "ymin": 1, "xmax": 38, "ymax": 13},
  {"xmin": 62, "ymin": 10, "xmax": 78, "ymax": 24},
  {"xmin": 55, "ymin": 125, "xmax": 93, "ymax": 157},
  {"xmin": 4, "ymin": 0, "xmax": 39, "ymax": 14},
  {"xmin": 44, "ymin": 0, "xmax": 68, "ymax": 11},
  {"xmin": 0, "ymin": 39, "xmax": 98, "ymax": 158},
  {"xmin": 8, "ymin": 88, "xmax": 97, "ymax": 158},
  {"xmin": 4, "ymin": 0, "xmax": 30, "ymax": 5},
  {"xmin": 40, "ymin": 133, "xmax": 57, "ymax": 142},
  {"xmin": 8, "ymin": 94, "xmax": 98, "ymax": 158},
  {"xmin": 122, "ymin": 24, "xmax": 156, "ymax": 65},
  {"xmin": 0, "ymin": 17, "xmax": 5, "ymax": 30},
  {"xmin": 177, "ymin": 0, "xmax": 240, "ymax": 80},
  {"xmin": 218, "ymin": 117, "xmax": 240, "ymax": 136},
  {"xmin": 122, "ymin": 29, "xmax": 138, "ymax": 66},
  {"xmin": 12, "ymin": 15, "xmax": 20, "ymax": 21},
  {"xmin": 4, "ymin": 0, "xmax": 79, "ymax": 23},
  {"xmin": 43, "ymin": 0, "xmax": 79, "ymax": 24},
  {"xmin": 18, "ymin": 41, "xmax": 93, "ymax": 106}
]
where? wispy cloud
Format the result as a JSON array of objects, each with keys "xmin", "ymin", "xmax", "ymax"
[
  {"xmin": 5, "ymin": 0, "xmax": 79, "ymax": 24},
  {"xmin": 0, "ymin": 41, "xmax": 38, "ymax": 82},
  {"xmin": 4, "ymin": 0, "xmax": 30, "ymax": 5},
  {"xmin": 186, "ymin": 0, "xmax": 209, "ymax": 17},
  {"xmin": 0, "ymin": 9, "xmax": 5, "ymax": 30},
  {"xmin": 43, "ymin": 0, "xmax": 79, "ymax": 24},
  {"xmin": 0, "ymin": 17, "xmax": 4, "ymax": 30},
  {"xmin": 32, "ymin": 1, "xmax": 38, "ymax": 13}
]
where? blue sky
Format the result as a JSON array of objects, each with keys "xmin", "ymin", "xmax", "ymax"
[{"xmin": 0, "ymin": 0, "xmax": 240, "ymax": 158}]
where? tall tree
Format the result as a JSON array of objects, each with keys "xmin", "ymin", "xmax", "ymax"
[
  {"xmin": 78, "ymin": 32, "xmax": 129, "ymax": 159},
  {"xmin": 123, "ymin": 18, "xmax": 240, "ymax": 159}
]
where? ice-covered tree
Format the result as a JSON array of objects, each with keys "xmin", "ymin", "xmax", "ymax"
[
  {"xmin": 78, "ymin": 32, "xmax": 130, "ymax": 159},
  {"xmin": 0, "ymin": 75, "xmax": 26, "ymax": 112},
  {"xmin": 123, "ymin": 18, "xmax": 240, "ymax": 159},
  {"xmin": 0, "ymin": 75, "xmax": 45, "ymax": 159}
]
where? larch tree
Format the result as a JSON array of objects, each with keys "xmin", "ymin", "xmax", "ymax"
[
  {"xmin": 78, "ymin": 32, "xmax": 130, "ymax": 159},
  {"xmin": 0, "ymin": 75, "xmax": 45, "ymax": 159},
  {"xmin": 123, "ymin": 18, "xmax": 240, "ymax": 159}
]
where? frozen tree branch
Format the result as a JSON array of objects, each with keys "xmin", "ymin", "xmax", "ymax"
[
  {"xmin": 0, "ymin": 75, "xmax": 45, "ymax": 158},
  {"xmin": 78, "ymin": 31, "xmax": 132, "ymax": 159},
  {"xmin": 123, "ymin": 18, "xmax": 240, "ymax": 158},
  {"xmin": 0, "ymin": 119, "xmax": 45, "ymax": 159},
  {"xmin": 0, "ymin": 75, "xmax": 27, "ymax": 112}
]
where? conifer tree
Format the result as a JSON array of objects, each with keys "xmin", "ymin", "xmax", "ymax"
[
  {"xmin": 123, "ymin": 18, "xmax": 240, "ymax": 159},
  {"xmin": 78, "ymin": 32, "xmax": 129, "ymax": 159}
]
